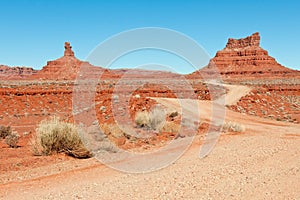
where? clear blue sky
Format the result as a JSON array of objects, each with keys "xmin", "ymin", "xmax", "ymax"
[{"xmin": 0, "ymin": 0, "xmax": 299, "ymax": 73}]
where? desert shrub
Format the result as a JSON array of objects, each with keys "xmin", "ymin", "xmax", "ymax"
[
  {"xmin": 222, "ymin": 121, "xmax": 246, "ymax": 133},
  {"xmin": 33, "ymin": 117, "xmax": 91, "ymax": 158},
  {"xmin": 0, "ymin": 126, "xmax": 19, "ymax": 148},
  {"xmin": 135, "ymin": 111, "xmax": 150, "ymax": 128},
  {"xmin": 0, "ymin": 125, "xmax": 12, "ymax": 139},
  {"xmin": 5, "ymin": 132, "xmax": 19, "ymax": 148},
  {"xmin": 135, "ymin": 107, "xmax": 166, "ymax": 131},
  {"xmin": 148, "ymin": 107, "xmax": 166, "ymax": 131},
  {"xmin": 161, "ymin": 121, "xmax": 181, "ymax": 133}
]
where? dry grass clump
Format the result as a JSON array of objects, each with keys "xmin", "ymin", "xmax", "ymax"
[
  {"xmin": 148, "ymin": 107, "xmax": 165, "ymax": 131},
  {"xmin": 135, "ymin": 111, "xmax": 150, "ymax": 128},
  {"xmin": 5, "ymin": 132, "xmax": 19, "ymax": 148},
  {"xmin": 135, "ymin": 106, "xmax": 166, "ymax": 131},
  {"xmin": 0, "ymin": 125, "xmax": 12, "ymax": 139},
  {"xmin": 222, "ymin": 121, "xmax": 246, "ymax": 133},
  {"xmin": 32, "ymin": 117, "xmax": 91, "ymax": 158},
  {"xmin": 0, "ymin": 125, "xmax": 19, "ymax": 148}
]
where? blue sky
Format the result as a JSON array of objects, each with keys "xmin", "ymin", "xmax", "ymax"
[{"xmin": 0, "ymin": 0, "xmax": 299, "ymax": 73}]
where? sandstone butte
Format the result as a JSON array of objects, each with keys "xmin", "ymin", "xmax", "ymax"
[
  {"xmin": 190, "ymin": 32, "xmax": 300, "ymax": 79},
  {"xmin": 0, "ymin": 33, "xmax": 299, "ymax": 80},
  {"xmin": 20, "ymin": 42, "xmax": 179, "ymax": 80},
  {"xmin": 31, "ymin": 42, "xmax": 108, "ymax": 80}
]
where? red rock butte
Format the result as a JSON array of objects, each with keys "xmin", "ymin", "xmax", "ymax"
[
  {"xmin": 31, "ymin": 42, "xmax": 91, "ymax": 80},
  {"xmin": 1, "ymin": 34, "xmax": 299, "ymax": 80},
  {"xmin": 29, "ymin": 42, "xmax": 179, "ymax": 80},
  {"xmin": 196, "ymin": 32, "xmax": 299, "ymax": 79}
]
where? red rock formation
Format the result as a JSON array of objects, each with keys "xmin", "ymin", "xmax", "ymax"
[
  {"xmin": 0, "ymin": 65, "xmax": 37, "ymax": 79},
  {"xmin": 207, "ymin": 32, "xmax": 287, "ymax": 72},
  {"xmin": 226, "ymin": 32, "xmax": 260, "ymax": 49},
  {"xmin": 28, "ymin": 42, "xmax": 182, "ymax": 80},
  {"xmin": 191, "ymin": 32, "xmax": 300, "ymax": 79},
  {"xmin": 64, "ymin": 42, "xmax": 74, "ymax": 57},
  {"xmin": 32, "ymin": 42, "xmax": 103, "ymax": 80}
]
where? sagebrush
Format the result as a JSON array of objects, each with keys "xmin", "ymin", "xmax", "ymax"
[
  {"xmin": 32, "ymin": 117, "xmax": 91, "ymax": 158},
  {"xmin": 5, "ymin": 132, "xmax": 19, "ymax": 148},
  {"xmin": 135, "ymin": 107, "xmax": 166, "ymax": 131},
  {"xmin": 0, "ymin": 125, "xmax": 19, "ymax": 148},
  {"xmin": 148, "ymin": 107, "xmax": 165, "ymax": 131},
  {"xmin": 0, "ymin": 125, "xmax": 12, "ymax": 139},
  {"xmin": 135, "ymin": 111, "xmax": 150, "ymax": 128}
]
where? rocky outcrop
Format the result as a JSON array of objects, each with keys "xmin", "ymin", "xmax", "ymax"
[
  {"xmin": 192, "ymin": 32, "xmax": 299, "ymax": 79},
  {"xmin": 207, "ymin": 32, "xmax": 286, "ymax": 72},
  {"xmin": 207, "ymin": 32, "xmax": 287, "ymax": 72},
  {"xmin": 34, "ymin": 42, "xmax": 185, "ymax": 80},
  {"xmin": 32, "ymin": 42, "xmax": 104, "ymax": 80},
  {"xmin": 0, "ymin": 65, "xmax": 37, "ymax": 79},
  {"xmin": 64, "ymin": 42, "xmax": 74, "ymax": 57},
  {"xmin": 225, "ymin": 32, "xmax": 260, "ymax": 49}
]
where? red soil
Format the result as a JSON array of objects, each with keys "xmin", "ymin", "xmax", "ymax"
[{"xmin": 0, "ymin": 34, "xmax": 299, "ymax": 189}]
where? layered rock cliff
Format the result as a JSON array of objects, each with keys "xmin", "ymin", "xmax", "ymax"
[{"xmin": 195, "ymin": 32, "xmax": 298, "ymax": 79}]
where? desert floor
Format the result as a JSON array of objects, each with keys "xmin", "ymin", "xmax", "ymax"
[{"xmin": 0, "ymin": 84, "xmax": 299, "ymax": 199}]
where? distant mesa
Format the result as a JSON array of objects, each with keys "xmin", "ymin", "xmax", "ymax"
[{"xmin": 0, "ymin": 65, "xmax": 37, "ymax": 79}]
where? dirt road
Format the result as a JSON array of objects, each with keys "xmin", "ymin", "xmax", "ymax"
[{"xmin": 1, "ymin": 84, "xmax": 299, "ymax": 199}]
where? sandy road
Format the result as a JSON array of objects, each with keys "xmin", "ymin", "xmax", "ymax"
[
  {"xmin": 1, "ymin": 84, "xmax": 299, "ymax": 199},
  {"xmin": 205, "ymin": 80, "xmax": 252, "ymax": 106},
  {"xmin": 1, "ymin": 113, "xmax": 299, "ymax": 200}
]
